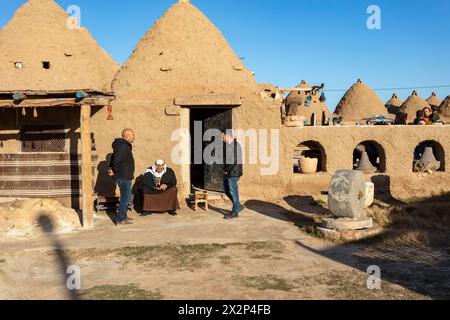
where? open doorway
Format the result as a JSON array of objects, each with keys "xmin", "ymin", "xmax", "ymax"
[{"xmin": 190, "ymin": 107, "xmax": 232, "ymax": 192}]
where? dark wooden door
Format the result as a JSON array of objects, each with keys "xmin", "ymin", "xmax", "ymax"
[{"xmin": 203, "ymin": 109, "xmax": 232, "ymax": 192}]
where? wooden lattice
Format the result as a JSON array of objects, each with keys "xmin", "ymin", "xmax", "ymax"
[{"xmin": 20, "ymin": 125, "xmax": 65, "ymax": 153}]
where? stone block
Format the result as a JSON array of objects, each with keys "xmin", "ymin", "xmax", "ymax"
[
  {"xmin": 364, "ymin": 182, "xmax": 375, "ymax": 209},
  {"xmin": 328, "ymin": 169, "xmax": 366, "ymax": 218},
  {"xmin": 321, "ymin": 217, "xmax": 374, "ymax": 232}
]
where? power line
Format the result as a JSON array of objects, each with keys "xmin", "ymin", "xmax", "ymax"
[{"xmin": 323, "ymin": 84, "xmax": 450, "ymax": 92}]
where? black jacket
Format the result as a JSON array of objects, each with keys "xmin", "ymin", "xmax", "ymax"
[
  {"xmin": 224, "ymin": 139, "xmax": 243, "ymax": 178},
  {"xmin": 143, "ymin": 168, "xmax": 177, "ymax": 194},
  {"xmin": 110, "ymin": 138, "xmax": 135, "ymax": 180}
]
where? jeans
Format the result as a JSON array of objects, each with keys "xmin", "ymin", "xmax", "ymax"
[
  {"xmin": 116, "ymin": 179, "xmax": 132, "ymax": 222},
  {"xmin": 224, "ymin": 177, "xmax": 241, "ymax": 215}
]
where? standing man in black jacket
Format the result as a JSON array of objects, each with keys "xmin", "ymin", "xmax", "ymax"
[
  {"xmin": 222, "ymin": 130, "xmax": 245, "ymax": 220},
  {"xmin": 109, "ymin": 129, "xmax": 136, "ymax": 225}
]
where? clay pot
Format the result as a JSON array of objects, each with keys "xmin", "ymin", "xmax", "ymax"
[{"xmin": 299, "ymin": 157, "xmax": 318, "ymax": 174}]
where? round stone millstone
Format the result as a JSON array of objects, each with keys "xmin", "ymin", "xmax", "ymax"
[
  {"xmin": 328, "ymin": 170, "xmax": 366, "ymax": 218},
  {"xmin": 321, "ymin": 217, "xmax": 374, "ymax": 232}
]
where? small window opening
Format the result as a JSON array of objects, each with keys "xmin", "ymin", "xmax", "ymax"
[{"xmin": 42, "ymin": 61, "xmax": 51, "ymax": 69}]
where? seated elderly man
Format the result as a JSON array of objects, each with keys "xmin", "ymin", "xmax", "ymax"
[{"xmin": 142, "ymin": 160, "xmax": 180, "ymax": 216}]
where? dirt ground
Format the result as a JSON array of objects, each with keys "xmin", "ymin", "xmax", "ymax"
[{"xmin": 0, "ymin": 195, "xmax": 449, "ymax": 300}]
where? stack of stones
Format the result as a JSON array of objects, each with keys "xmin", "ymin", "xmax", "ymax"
[{"xmin": 317, "ymin": 170, "xmax": 380, "ymax": 241}]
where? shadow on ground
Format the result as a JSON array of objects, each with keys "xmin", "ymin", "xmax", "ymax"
[
  {"xmin": 283, "ymin": 195, "xmax": 329, "ymax": 215},
  {"xmin": 208, "ymin": 204, "xmax": 230, "ymax": 218},
  {"xmin": 371, "ymin": 175, "xmax": 406, "ymax": 206},
  {"xmin": 244, "ymin": 199, "xmax": 317, "ymax": 229},
  {"xmin": 296, "ymin": 192, "xmax": 450, "ymax": 300},
  {"xmin": 235, "ymin": 177, "xmax": 449, "ymax": 299},
  {"xmin": 37, "ymin": 214, "xmax": 81, "ymax": 300}
]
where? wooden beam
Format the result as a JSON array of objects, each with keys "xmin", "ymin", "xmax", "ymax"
[
  {"xmin": 80, "ymin": 104, "xmax": 94, "ymax": 229},
  {"xmin": 0, "ymin": 89, "xmax": 114, "ymax": 96},
  {"xmin": 279, "ymin": 87, "xmax": 314, "ymax": 92},
  {"xmin": 279, "ymin": 84, "xmax": 325, "ymax": 93},
  {"xmin": 0, "ymin": 97, "xmax": 112, "ymax": 108}
]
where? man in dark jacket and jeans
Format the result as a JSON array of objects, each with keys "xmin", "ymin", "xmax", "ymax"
[
  {"xmin": 109, "ymin": 129, "xmax": 136, "ymax": 225},
  {"xmin": 222, "ymin": 130, "xmax": 245, "ymax": 220}
]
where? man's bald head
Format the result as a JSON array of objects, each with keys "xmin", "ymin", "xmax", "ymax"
[{"xmin": 122, "ymin": 129, "xmax": 135, "ymax": 143}]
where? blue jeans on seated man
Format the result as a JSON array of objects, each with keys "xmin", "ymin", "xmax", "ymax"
[
  {"xmin": 116, "ymin": 179, "xmax": 132, "ymax": 222},
  {"xmin": 224, "ymin": 177, "xmax": 242, "ymax": 216}
]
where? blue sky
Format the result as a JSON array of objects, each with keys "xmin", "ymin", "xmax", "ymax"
[{"xmin": 1, "ymin": 0, "xmax": 449, "ymax": 110}]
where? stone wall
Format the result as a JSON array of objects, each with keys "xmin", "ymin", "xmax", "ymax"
[{"xmin": 279, "ymin": 125, "xmax": 450, "ymax": 201}]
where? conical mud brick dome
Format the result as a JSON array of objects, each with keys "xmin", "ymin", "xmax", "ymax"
[
  {"xmin": 400, "ymin": 91, "xmax": 430, "ymax": 120},
  {"xmin": 113, "ymin": 1, "xmax": 259, "ymax": 100},
  {"xmin": 334, "ymin": 79, "xmax": 386, "ymax": 123},
  {"xmin": 385, "ymin": 93, "xmax": 404, "ymax": 114},
  {"xmin": 439, "ymin": 96, "xmax": 450, "ymax": 118},
  {"xmin": 426, "ymin": 92, "xmax": 442, "ymax": 109},
  {"xmin": 0, "ymin": 0, "xmax": 118, "ymax": 92},
  {"xmin": 285, "ymin": 80, "xmax": 330, "ymax": 122}
]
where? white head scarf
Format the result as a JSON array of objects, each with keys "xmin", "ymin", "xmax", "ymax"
[{"xmin": 145, "ymin": 159, "xmax": 167, "ymax": 178}]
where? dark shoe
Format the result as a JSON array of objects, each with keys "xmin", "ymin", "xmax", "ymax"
[
  {"xmin": 116, "ymin": 220, "xmax": 133, "ymax": 226},
  {"xmin": 168, "ymin": 211, "xmax": 178, "ymax": 216},
  {"xmin": 224, "ymin": 214, "xmax": 239, "ymax": 220}
]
